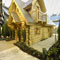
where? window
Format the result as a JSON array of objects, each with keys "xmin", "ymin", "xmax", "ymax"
[
  {"xmin": 42, "ymin": 15, "xmax": 46, "ymax": 22},
  {"xmin": 48, "ymin": 28, "xmax": 50, "ymax": 32},
  {"xmin": 35, "ymin": 27, "xmax": 40, "ymax": 34}
]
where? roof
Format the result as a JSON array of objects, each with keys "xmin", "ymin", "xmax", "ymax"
[
  {"xmin": 23, "ymin": 0, "xmax": 33, "ymax": 8},
  {"xmin": 47, "ymin": 17, "xmax": 56, "ymax": 26},
  {"xmin": 23, "ymin": 0, "xmax": 46, "ymax": 13},
  {"xmin": 15, "ymin": 0, "xmax": 34, "ymax": 23},
  {"xmin": 11, "ymin": 12, "xmax": 21, "ymax": 23}
]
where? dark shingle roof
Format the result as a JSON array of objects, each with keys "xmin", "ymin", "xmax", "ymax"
[{"xmin": 15, "ymin": 0, "xmax": 33, "ymax": 23}]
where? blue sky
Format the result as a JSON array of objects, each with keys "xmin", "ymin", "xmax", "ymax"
[
  {"xmin": 50, "ymin": 15, "xmax": 60, "ymax": 20},
  {"xmin": 50, "ymin": 15, "xmax": 60, "ymax": 26}
]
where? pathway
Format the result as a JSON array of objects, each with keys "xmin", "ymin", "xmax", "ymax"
[
  {"xmin": 0, "ymin": 40, "xmax": 39, "ymax": 60},
  {"xmin": 31, "ymin": 35, "xmax": 58, "ymax": 52}
]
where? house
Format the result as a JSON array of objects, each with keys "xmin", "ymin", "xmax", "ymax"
[
  {"xmin": 0, "ymin": 0, "xmax": 4, "ymax": 26},
  {"xmin": 8, "ymin": 0, "xmax": 55, "ymax": 45}
]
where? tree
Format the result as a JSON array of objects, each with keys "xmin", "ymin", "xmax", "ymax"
[
  {"xmin": 2, "ymin": 25, "xmax": 5, "ymax": 36},
  {"xmin": 22, "ymin": 29, "xmax": 26, "ymax": 42},
  {"xmin": 2, "ymin": 20, "xmax": 10, "ymax": 37},
  {"xmin": 2, "ymin": 20, "xmax": 13, "ymax": 38},
  {"xmin": 8, "ymin": 28, "xmax": 15, "ymax": 39},
  {"xmin": 58, "ymin": 20, "xmax": 60, "ymax": 42}
]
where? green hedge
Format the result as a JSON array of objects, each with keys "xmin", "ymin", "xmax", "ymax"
[
  {"xmin": 58, "ymin": 21, "xmax": 60, "ymax": 41},
  {"xmin": 15, "ymin": 41, "xmax": 60, "ymax": 60},
  {"xmin": 47, "ymin": 41, "xmax": 60, "ymax": 60},
  {"xmin": 15, "ymin": 42, "xmax": 43, "ymax": 59}
]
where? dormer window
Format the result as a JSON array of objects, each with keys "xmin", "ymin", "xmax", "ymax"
[
  {"xmin": 35, "ymin": 27, "xmax": 40, "ymax": 34},
  {"xmin": 26, "ymin": 7, "xmax": 31, "ymax": 12},
  {"xmin": 23, "ymin": 0, "xmax": 32, "ymax": 10},
  {"xmin": 23, "ymin": 3, "xmax": 32, "ymax": 11}
]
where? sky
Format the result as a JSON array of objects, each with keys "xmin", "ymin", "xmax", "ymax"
[
  {"xmin": 3, "ymin": 0, "xmax": 60, "ymax": 16},
  {"xmin": 2, "ymin": 0, "xmax": 28, "ymax": 7},
  {"xmin": 2, "ymin": 0, "xmax": 60, "ymax": 16},
  {"xmin": 3, "ymin": 0, "xmax": 60, "ymax": 26}
]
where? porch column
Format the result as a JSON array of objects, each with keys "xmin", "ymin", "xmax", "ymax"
[
  {"xmin": 15, "ymin": 29, "xmax": 18, "ymax": 41},
  {"xmin": 20, "ymin": 27, "xmax": 23, "ymax": 42},
  {"xmin": 26, "ymin": 28, "xmax": 29, "ymax": 45}
]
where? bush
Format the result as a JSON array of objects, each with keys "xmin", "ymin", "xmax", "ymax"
[
  {"xmin": 15, "ymin": 41, "xmax": 60, "ymax": 60},
  {"xmin": 15, "ymin": 42, "xmax": 43, "ymax": 59},
  {"xmin": 47, "ymin": 41, "xmax": 60, "ymax": 60},
  {"xmin": 42, "ymin": 48, "xmax": 48, "ymax": 59},
  {"xmin": 2, "ymin": 20, "xmax": 15, "ymax": 39},
  {"xmin": 22, "ymin": 29, "xmax": 26, "ymax": 42},
  {"xmin": 58, "ymin": 21, "xmax": 60, "ymax": 42}
]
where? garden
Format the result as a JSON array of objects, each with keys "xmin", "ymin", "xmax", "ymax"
[{"xmin": 15, "ymin": 22, "xmax": 60, "ymax": 60}]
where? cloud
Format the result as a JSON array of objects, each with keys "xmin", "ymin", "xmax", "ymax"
[
  {"xmin": 22, "ymin": 0, "xmax": 28, "ymax": 2},
  {"xmin": 3, "ymin": 0, "xmax": 60, "ymax": 16},
  {"xmin": 3, "ymin": 0, "xmax": 12, "ymax": 7},
  {"xmin": 44, "ymin": 0, "xmax": 60, "ymax": 16}
]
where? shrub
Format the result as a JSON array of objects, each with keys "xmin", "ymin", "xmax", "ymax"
[
  {"xmin": 15, "ymin": 41, "xmax": 60, "ymax": 60},
  {"xmin": 22, "ymin": 29, "xmax": 26, "ymax": 42},
  {"xmin": 15, "ymin": 42, "xmax": 43, "ymax": 59},
  {"xmin": 58, "ymin": 21, "xmax": 60, "ymax": 42}
]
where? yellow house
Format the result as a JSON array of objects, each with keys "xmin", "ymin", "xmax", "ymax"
[{"xmin": 8, "ymin": 0, "xmax": 55, "ymax": 45}]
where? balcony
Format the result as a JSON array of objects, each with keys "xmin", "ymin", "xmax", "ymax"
[{"xmin": 41, "ymin": 14, "xmax": 47, "ymax": 23}]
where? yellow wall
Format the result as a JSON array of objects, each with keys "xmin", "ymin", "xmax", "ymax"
[{"xmin": 29, "ymin": 24, "xmax": 53, "ymax": 45}]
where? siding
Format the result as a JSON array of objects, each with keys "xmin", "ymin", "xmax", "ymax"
[{"xmin": 29, "ymin": 24, "xmax": 51, "ymax": 45}]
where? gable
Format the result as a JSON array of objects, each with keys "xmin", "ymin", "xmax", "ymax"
[
  {"xmin": 11, "ymin": 12, "xmax": 21, "ymax": 23},
  {"xmin": 15, "ymin": 0, "xmax": 34, "ymax": 23},
  {"xmin": 23, "ymin": 0, "xmax": 46, "ymax": 13},
  {"xmin": 9, "ymin": 0, "xmax": 47, "ymax": 24}
]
